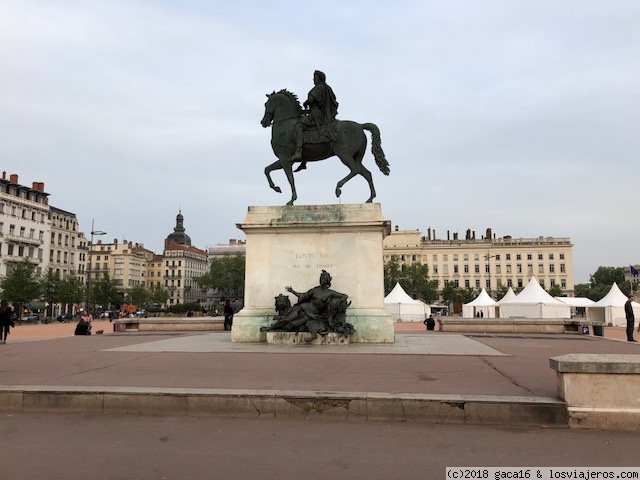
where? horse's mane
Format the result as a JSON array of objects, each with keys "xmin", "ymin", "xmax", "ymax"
[{"xmin": 275, "ymin": 89, "xmax": 303, "ymax": 116}]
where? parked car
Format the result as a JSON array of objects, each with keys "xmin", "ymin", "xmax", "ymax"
[
  {"xmin": 21, "ymin": 313, "xmax": 40, "ymax": 322},
  {"xmin": 57, "ymin": 312, "xmax": 74, "ymax": 322}
]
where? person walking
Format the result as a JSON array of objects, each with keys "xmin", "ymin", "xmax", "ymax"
[
  {"xmin": 223, "ymin": 300, "xmax": 234, "ymax": 331},
  {"xmin": 0, "ymin": 300, "xmax": 14, "ymax": 344},
  {"xmin": 423, "ymin": 314, "xmax": 436, "ymax": 331},
  {"xmin": 625, "ymin": 294, "xmax": 636, "ymax": 342}
]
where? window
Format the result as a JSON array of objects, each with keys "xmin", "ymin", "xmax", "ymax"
[
  {"xmin": 495, "ymin": 254, "xmax": 500, "ymax": 261},
  {"xmin": 527, "ymin": 264, "xmax": 533, "ymax": 273},
  {"xmin": 475, "ymin": 279, "xmax": 480, "ymax": 288},
  {"xmin": 464, "ymin": 264, "xmax": 469, "ymax": 273},
  {"xmin": 474, "ymin": 254, "xmax": 479, "ymax": 261},
  {"xmin": 464, "ymin": 279, "xmax": 470, "ymax": 288},
  {"xmin": 518, "ymin": 279, "xmax": 523, "ymax": 288},
  {"xmin": 453, "ymin": 265, "xmax": 459, "ymax": 274},
  {"xmin": 516, "ymin": 254, "xmax": 521, "ymax": 260},
  {"xmin": 538, "ymin": 264, "xmax": 544, "ymax": 273},
  {"xmin": 453, "ymin": 280, "xmax": 459, "ymax": 288},
  {"xmin": 443, "ymin": 254, "xmax": 448, "ymax": 261},
  {"xmin": 474, "ymin": 264, "xmax": 480, "ymax": 273},
  {"xmin": 507, "ymin": 279, "xmax": 512, "ymax": 287},
  {"xmin": 549, "ymin": 264, "xmax": 555, "ymax": 273},
  {"xmin": 443, "ymin": 265, "xmax": 449, "ymax": 274},
  {"xmin": 453, "ymin": 254, "xmax": 458, "ymax": 261},
  {"xmin": 539, "ymin": 279, "xmax": 545, "ymax": 288},
  {"xmin": 485, "ymin": 264, "xmax": 490, "ymax": 273},
  {"xmin": 506, "ymin": 264, "xmax": 512, "ymax": 274},
  {"xmin": 517, "ymin": 264, "xmax": 522, "ymax": 273},
  {"xmin": 549, "ymin": 253, "xmax": 554, "ymax": 260},
  {"xmin": 561, "ymin": 279, "xmax": 566, "ymax": 288},
  {"xmin": 496, "ymin": 265, "xmax": 501, "ymax": 274},
  {"xmin": 463, "ymin": 254, "xmax": 468, "ymax": 261},
  {"xmin": 486, "ymin": 279, "xmax": 490, "ymax": 289},
  {"xmin": 432, "ymin": 265, "xmax": 438, "ymax": 274},
  {"xmin": 432, "ymin": 255, "xmax": 437, "ymax": 261},
  {"xmin": 560, "ymin": 263, "xmax": 565, "ymax": 273},
  {"xmin": 527, "ymin": 254, "xmax": 532, "ymax": 260},
  {"xmin": 506, "ymin": 254, "xmax": 511, "ymax": 260},
  {"xmin": 550, "ymin": 279, "xmax": 556, "ymax": 287},
  {"xmin": 559, "ymin": 254, "xmax": 565, "ymax": 260},
  {"xmin": 538, "ymin": 254, "xmax": 543, "ymax": 260}
]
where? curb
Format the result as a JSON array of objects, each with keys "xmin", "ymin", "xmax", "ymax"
[{"xmin": 0, "ymin": 386, "xmax": 568, "ymax": 427}]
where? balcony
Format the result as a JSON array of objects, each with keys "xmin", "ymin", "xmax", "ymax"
[{"xmin": 5, "ymin": 233, "xmax": 43, "ymax": 246}]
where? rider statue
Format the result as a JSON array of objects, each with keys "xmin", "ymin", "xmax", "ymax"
[{"xmin": 290, "ymin": 70, "xmax": 339, "ymax": 169}]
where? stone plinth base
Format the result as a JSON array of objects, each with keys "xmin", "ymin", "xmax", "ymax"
[
  {"xmin": 232, "ymin": 204, "xmax": 394, "ymax": 344},
  {"xmin": 266, "ymin": 331, "xmax": 350, "ymax": 345},
  {"xmin": 550, "ymin": 354, "xmax": 640, "ymax": 430},
  {"xmin": 439, "ymin": 318, "xmax": 600, "ymax": 334}
]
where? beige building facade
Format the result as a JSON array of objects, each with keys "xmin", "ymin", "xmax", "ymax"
[
  {"xmin": 383, "ymin": 227, "xmax": 575, "ymax": 297},
  {"xmin": 0, "ymin": 173, "xmax": 50, "ymax": 276}
]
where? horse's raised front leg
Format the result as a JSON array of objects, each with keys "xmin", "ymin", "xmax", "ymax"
[{"xmin": 264, "ymin": 160, "xmax": 283, "ymax": 193}]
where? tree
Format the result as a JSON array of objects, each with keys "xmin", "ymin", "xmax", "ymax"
[
  {"xmin": 57, "ymin": 273, "xmax": 85, "ymax": 312},
  {"xmin": 127, "ymin": 284, "xmax": 149, "ymax": 306},
  {"xmin": 547, "ymin": 284, "xmax": 564, "ymax": 297},
  {"xmin": 198, "ymin": 254, "xmax": 246, "ymax": 299},
  {"xmin": 0, "ymin": 259, "xmax": 43, "ymax": 320},
  {"xmin": 91, "ymin": 274, "xmax": 120, "ymax": 310},
  {"xmin": 40, "ymin": 268, "xmax": 62, "ymax": 319},
  {"xmin": 574, "ymin": 266, "xmax": 631, "ymax": 301},
  {"xmin": 148, "ymin": 283, "xmax": 170, "ymax": 307},
  {"xmin": 383, "ymin": 259, "xmax": 438, "ymax": 303}
]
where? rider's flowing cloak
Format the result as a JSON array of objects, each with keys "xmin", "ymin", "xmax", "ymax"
[{"xmin": 308, "ymin": 82, "xmax": 339, "ymax": 123}]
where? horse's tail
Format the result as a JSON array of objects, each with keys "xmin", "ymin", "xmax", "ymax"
[{"xmin": 362, "ymin": 123, "xmax": 390, "ymax": 176}]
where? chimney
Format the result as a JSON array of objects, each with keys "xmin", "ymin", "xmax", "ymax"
[
  {"xmin": 394, "ymin": 225, "xmax": 399, "ymax": 231},
  {"xmin": 2, "ymin": 171, "xmax": 6, "ymax": 180},
  {"xmin": 114, "ymin": 238, "xmax": 118, "ymax": 244},
  {"xmin": 453, "ymin": 232, "xmax": 459, "ymax": 240},
  {"xmin": 465, "ymin": 229, "xmax": 471, "ymax": 240},
  {"xmin": 447, "ymin": 230, "xmax": 450, "ymax": 240},
  {"xmin": 9, "ymin": 174, "xmax": 18, "ymax": 184},
  {"xmin": 427, "ymin": 228, "xmax": 431, "ymax": 241},
  {"xmin": 486, "ymin": 228, "xmax": 492, "ymax": 239},
  {"xmin": 472, "ymin": 230, "xmax": 476, "ymax": 240},
  {"xmin": 32, "ymin": 182, "xmax": 45, "ymax": 192}
]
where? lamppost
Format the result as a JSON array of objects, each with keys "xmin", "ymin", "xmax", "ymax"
[
  {"xmin": 46, "ymin": 281, "xmax": 55, "ymax": 324},
  {"xmin": 85, "ymin": 219, "xmax": 107, "ymax": 313},
  {"xmin": 484, "ymin": 249, "xmax": 495, "ymax": 298}
]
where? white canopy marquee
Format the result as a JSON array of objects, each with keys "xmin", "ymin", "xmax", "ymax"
[
  {"xmin": 462, "ymin": 289, "xmax": 498, "ymax": 318},
  {"xmin": 587, "ymin": 283, "xmax": 640, "ymax": 327},
  {"xmin": 384, "ymin": 282, "xmax": 430, "ymax": 322},
  {"xmin": 499, "ymin": 277, "xmax": 571, "ymax": 319}
]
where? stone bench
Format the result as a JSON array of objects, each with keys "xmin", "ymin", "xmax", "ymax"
[
  {"xmin": 438, "ymin": 318, "xmax": 603, "ymax": 334},
  {"xmin": 113, "ymin": 317, "xmax": 225, "ymax": 332},
  {"xmin": 549, "ymin": 354, "xmax": 640, "ymax": 430}
]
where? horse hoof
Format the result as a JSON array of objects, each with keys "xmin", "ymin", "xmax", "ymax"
[
  {"xmin": 335, "ymin": 188, "xmax": 342, "ymax": 197},
  {"xmin": 286, "ymin": 200, "xmax": 295, "ymax": 206},
  {"xmin": 273, "ymin": 187, "xmax": 282, "ymax": 193}
]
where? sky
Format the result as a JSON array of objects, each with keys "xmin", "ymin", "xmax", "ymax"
[{"xmin": 2, "ymin": 1, "xmax": 639, "ymax": 284}]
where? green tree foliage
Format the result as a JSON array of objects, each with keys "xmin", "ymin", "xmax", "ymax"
[
  {"xmin": 148, "ymin": 283, "xmax": 170, "ymax": 306},
  {"xmin": 383, "ymin": 258, "xmax": 438, "ymax": 303},
  {"xmin": 547, "ymin": 284, "xmax": 564, "ymax": 297},
  {"xmin": 57, "ymin": 273, "xmax": 85, "ymax": 309},
  {"xmin": 0, "ymin": 259, "xmax": 43, "ymax": 319},
  {"xmin": 574, "ymin": 266, "xmax": 631, "ymax": 301},
  {"xmin": 91, "ymin": 274, "xmax": 120, "ymax": 310},
  {"xmin": 127, "ymin": 284, "xmax": 149, "ymax": 306},
  {"xmin": 197, "ymin": 254, "xmax": 245, "ymax": 298}
]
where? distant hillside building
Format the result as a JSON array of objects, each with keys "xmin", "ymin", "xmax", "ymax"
[{"xmin": 383, "ymin": 226, "xmax": 574, "ymax": 296}]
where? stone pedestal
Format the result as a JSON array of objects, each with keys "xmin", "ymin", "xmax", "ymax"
[
  {"xmin": 266, "ymin": 332, "xmax": 350, "ymax": 345},
  {"xmin": 231, "ymin": 203, "xmax": 394, "ymax": 343}
]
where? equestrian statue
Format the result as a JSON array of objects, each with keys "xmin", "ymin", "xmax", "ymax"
[{"xmin": 261, "ymin": 70, "xmax": 390, "ymax": 205}]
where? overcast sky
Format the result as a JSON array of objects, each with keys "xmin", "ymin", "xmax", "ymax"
[{"xmin": 2, "ymin": 1, "xmax": 639, "ymax": 284}]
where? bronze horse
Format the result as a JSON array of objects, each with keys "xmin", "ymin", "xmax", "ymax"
[{"xmin": 261, "ymin": 89, "xmax": 390, "ymax": 205}]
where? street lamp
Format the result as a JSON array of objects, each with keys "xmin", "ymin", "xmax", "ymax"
[
  {"xmin": 484, "ymin": 249, "xmax": 495, "ymax": 298},
  {"xmin": 86, "ymin": 219, "xmax": 107, "ymax": 313}
]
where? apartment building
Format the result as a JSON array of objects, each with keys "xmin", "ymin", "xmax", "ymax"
[
  {"xmin": 0, "ymin": 172, "xmax": 50, "ymax": 276},
  {"xmin": 48, "ymin": 206, "xmax": 85, "ymax": 279},
  {"xmin": 163, "ymin": 211, "xmax": 208, "ymax": 306},
  {"xmin": 383, "ymin": 227, "xmax": 575, "ymax": 296}
]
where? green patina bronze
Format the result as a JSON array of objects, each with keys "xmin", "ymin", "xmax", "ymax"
[{"xmin": 261, "ymin": 71, "xmax": 390, "ymax": 206}]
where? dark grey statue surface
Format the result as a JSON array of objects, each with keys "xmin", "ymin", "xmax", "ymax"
[
  {"xmin": 260, "ymin": 270, "xmax": 355, "ymax": 342},
  {"xmin": 261, "ymin": 70, "xmax": 390, "ymax": 205}
]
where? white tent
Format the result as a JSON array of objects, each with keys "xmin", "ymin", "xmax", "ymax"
[
  {"xmin": 384, "ymin": 282, "xmax": 430, "ymax": 322},
  {"xmin": 499, "ymin": 277, "xmax": 571, "ymax": 319},
  {"xmin": 462, "ymin": 289, "xmax": 498, "ymax": 318},
  {"xmin": 587, "ymin": 283, "xmax": 640, "ymax": 327},
  {"xmin": 497, "ymin": 287, "xmax": 517, "ymax": 304},
  {"xmin": 555, "ymin": 297, "xmax": 595, "ymax": 308}
]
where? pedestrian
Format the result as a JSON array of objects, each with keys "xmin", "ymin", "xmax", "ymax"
[
  {"xmin": 625, "ymin": 295, "xmax": 637, "ymax": 342},
  {"xmin": 224, "ymin": 300, "xmax": 234, "ymax": 331},
  {"xmin": 81, "ymin": 311, "xmax": 93, "ymax": 334},
  {"xmin": 423, "ymin": 314, "xmax": 436, "ymax": 331},
  {"xmin": 0, "ymin": 300, "xmax": 15, "ymax": 344}
]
